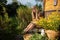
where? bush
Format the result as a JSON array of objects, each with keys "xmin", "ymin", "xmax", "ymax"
[
  {"xmin": 36, "ymin": 12, "xmax": 60, "ymax": 31},
  {"xmin": 16, "ymin": 6, "xmax": 32, "ymax": 33},
  {"xmin": 0, "ymin": 2, "xmax": 32, "ymax": 40},
  {"xmin": 29, "ymin": 33, "xmax": 48, "ymax": 40}
]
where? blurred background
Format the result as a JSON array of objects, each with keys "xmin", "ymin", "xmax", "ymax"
[{"xmin": 0, "ymin": 0, "xmax": 42, "ymax": 40}]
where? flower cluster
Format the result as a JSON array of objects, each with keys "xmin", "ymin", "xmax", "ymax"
[{"xmin": 36, "ymin": 12, "xmax": 60, "ymax": 31}]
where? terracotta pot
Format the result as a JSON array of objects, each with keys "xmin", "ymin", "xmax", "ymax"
[
  {"xmin": 23, "ymin": 34, "xmax": 32, "ymax": 40},
  {"xmin": 45, "ymin": 30, "xmax": 59, "ymax": 40}
]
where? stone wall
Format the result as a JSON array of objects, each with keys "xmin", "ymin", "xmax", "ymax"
[
  {"xmin": 44, "ymin": 10, "xmax": 60, "ymax": 17},
  {"xmin": 44, "ymin": 0, "xmax": 60, "ymax": 11}
]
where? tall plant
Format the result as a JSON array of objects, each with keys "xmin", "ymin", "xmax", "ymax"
[{"xmin": 17, "ymin": 5, "xmax": 32, "ymax": 33}]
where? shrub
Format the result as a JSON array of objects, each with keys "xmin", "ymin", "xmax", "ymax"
[
  {"xmin": 36, "ymin": 12, "xmax": 60, "ymax": 31},
  {"xmin": 17, "ymin": 6, "xmax": 32, "ymax": 33},
  {"xmin": 0, "ymin": 3, "xmax": 32, "ymax": 40},
  {"xmin": 29, "ymin": 33, "xmax": 48, "ymax": 40}
]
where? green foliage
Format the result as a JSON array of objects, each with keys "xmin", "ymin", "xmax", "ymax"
[
  {"xmin": 6, "ymin": 2, "xmax": 19, "ymax": 17},
  {"xmin": 35, "ymin": 4, "xmax": 42, "ymax": 11},
  {"xmin": 29, "ymin": 33, "xmax": 48, "ymax": 40},
  {"xmin": 35, "ymin": 0, "xmax": 43, "ymax": 2},
  {"xmin": 0, "ymin": 1, "xmax": 32, "ymax": 40},
  {"xmin": 0, "ymin": 0, "xmax": 7, "ymax": 4},
  {"xmin": 17, "ymin": 8, "xmax": 32, "ymax": 22},
  {"xmin": 0, "ymin": 0, "xmax": 42, "ymax": 40},
  {"xmin": 0, "ymin": 12, "xmax": 17, "ymax": 40},
  {"xmin": 17, "ymin": 6, "xmax": 32, "ymax": 33},
  {"xmin": 36, "ymin": 12, "xmax": 60, "ymax": 31}
]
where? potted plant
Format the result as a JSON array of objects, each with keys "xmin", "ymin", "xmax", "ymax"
[
  {"xmin": 29, "ymin": 33, "xmax": 48, "ymax": 40},
  {"xmin": 36, "ymin": 12, "xmax": 60, "ymax": 40}
]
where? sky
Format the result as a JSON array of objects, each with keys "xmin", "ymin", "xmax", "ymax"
[
  {"xmin": 7, "ymin": 0, "xmax": 36, "ymax": 5},
  {"xmin": 7, "ymin": 0, "xmax": 42, "ymax": 6}
]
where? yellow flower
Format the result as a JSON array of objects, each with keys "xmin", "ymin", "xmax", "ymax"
[{"xmin": 57, "ymin": 18, "xmax": 60, "ymax": 20}]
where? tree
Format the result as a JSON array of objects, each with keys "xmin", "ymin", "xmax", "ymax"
[
  {"xmin": 35, "ymin": 0, "xmax": 43, "ymax": 3},
  {"xmin": 26, "ymin": 2, "xmax": 32, "ymax": 8},
  {"xmin": 12, "ymin": 0, "xmax": 18, "ymax": 3},
  {"xmin": 35, "ymin": 0, "xmax": 43, "ymax": 8},
  {"xmin": 6, "ymin": 2, "xmax": 19, "ymax": 17},
  {"xmin": 0, "ymin": 0, "xmax": 7, "ymax": 5},
  {"xmin": 17, "ymin": 5, "xmax": 32, "ymax": 34},
  {"xmin": 35, "ymin": 0, "xmax": 43, "ymax": 2}
]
